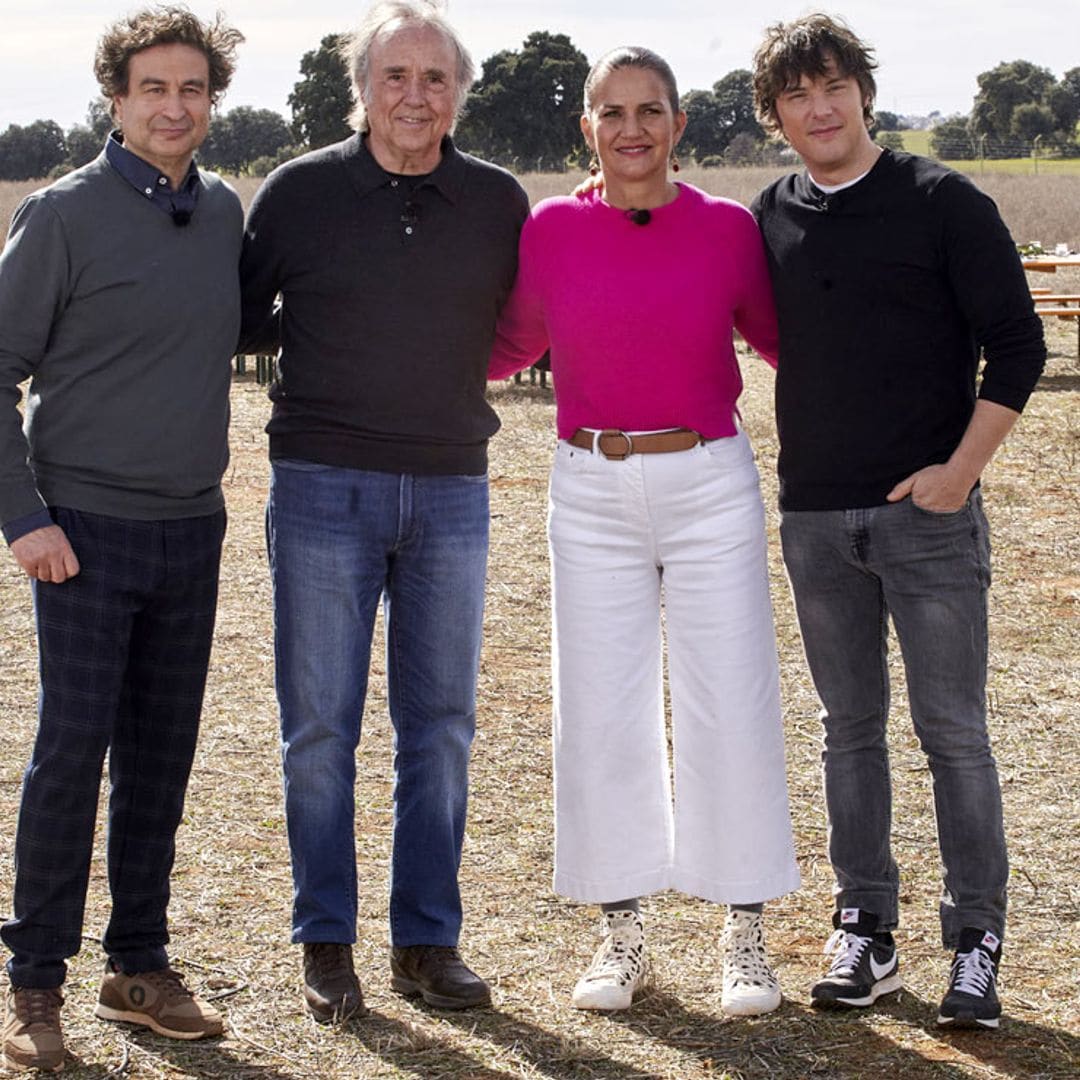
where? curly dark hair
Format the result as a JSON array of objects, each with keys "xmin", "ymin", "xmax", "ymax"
[
  {"xmin": 752, "ymin": 12, "xmax": 877, "ymax": 136},
  {"xmin": 94, "ymin": 5, "xmax": 244, "ymax": 117}
]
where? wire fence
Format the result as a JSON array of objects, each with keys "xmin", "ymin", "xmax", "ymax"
[{"xmin": 907, "ymin": 132, "xmax": 1080, "ymax": 174}]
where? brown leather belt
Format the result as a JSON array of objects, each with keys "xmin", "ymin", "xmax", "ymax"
[{"xmin": 568, "ymin": 427, "xmax": 705, "ymax": 461}]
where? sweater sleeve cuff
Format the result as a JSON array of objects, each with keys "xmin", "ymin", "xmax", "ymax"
[
  {"xmin": 977, "ymin": 378, "xmax": 1036, "ymax": 415},
  {"xmin": 3, "ymin": 508, "xmax": 54, "ymax": 545}
]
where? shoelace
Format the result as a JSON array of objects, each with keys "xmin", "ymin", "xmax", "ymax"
[
  {"xmin": 309, "ymin": 944, "xmax": 353, "ymax": 979},
  {"xmin": 14, "ymin": 988, "xmax": 63, "ymax": 1027},
  {"xmin": 949, "ymin": 948, "xmax": 995, "ymax": 996},
  {"xmin": 583, "ymin": 919, "xmax": 643, "ymax": 985},
  {"xmin": 725, "ymin": 917, "xmax": 776, "ymax": 986},
  {"xmin": 822, "ymin": 928, "xmax": 871, "ymax": 977},
  {"xmin": 410, "ymin": 945, "xmax": 461, "ymax": 972},
  {"xmin": 138, "ymin": 968, "xmax": 195, "ymax": 1004}
]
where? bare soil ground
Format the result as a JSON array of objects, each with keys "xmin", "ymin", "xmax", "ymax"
[
  {"xmin": 0, "ymin": 171, "xmax": 1077, "ymax": 1076},
  {"xmin": 0, "ymin": 303, "xmax": 1076, "ymax": 1078}
]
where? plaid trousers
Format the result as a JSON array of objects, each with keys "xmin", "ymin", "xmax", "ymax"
[{"xmin": 2, "ymin": 507, "xmax": 225, "ymax": 988}]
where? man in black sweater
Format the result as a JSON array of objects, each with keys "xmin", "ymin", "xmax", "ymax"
[
  {"xmin": 750, "ymin": 14, "xmax": 1045, "ymax": 1030},
  {"xmin": 240, "ymin": 0, "xmax": 528, "ymax": 1022}
]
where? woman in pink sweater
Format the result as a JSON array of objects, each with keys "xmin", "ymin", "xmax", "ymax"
[{"xmin": 490, "ymin": 47, "xmax": 799, "ymax": 1015}]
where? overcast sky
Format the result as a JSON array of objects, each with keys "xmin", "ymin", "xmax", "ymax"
[{"xmin": 1, "ymin": 1, "xmax": 1073, "ymax": 131}]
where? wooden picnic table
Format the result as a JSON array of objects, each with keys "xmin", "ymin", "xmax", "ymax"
[{"xmin": 1022, "ymin": 255, "xmax": 1080, "ymax": 273}]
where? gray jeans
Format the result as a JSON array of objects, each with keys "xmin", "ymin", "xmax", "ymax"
[{"xmin": 780, "ymin": 490, "xmax": 1007, "ymax": 947}]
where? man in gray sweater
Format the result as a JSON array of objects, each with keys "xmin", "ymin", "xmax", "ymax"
[{"xmin": 0, "ymin": 7, "xmax": 243, "ymax": 1071}]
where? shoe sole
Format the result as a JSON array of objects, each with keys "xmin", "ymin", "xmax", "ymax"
[
  {"xmin": 721, "ymin": 989, "xmax": 783, "ymax": 1017},
  {"xmin": 937, "ymin": 1012, "xmax": 1000, "ymax": 1030},
  {"xmin": 3, "ymin": 1049, "xmax": 64, "ymax": 1073},
  {"xmin": 390, "ymin": 976, "xmax": 490, "ymax": 1010},
  {"xmin": 811, "ymin": 972, "xmax": 902, "ymax": 1009},
  {"xmin": 572, "ymin": 989, "xmax": 634, "ymax": 1011},
  {"xmin": 94, "ymin": 1003, "xmax": 222, "ymax": 1040},
  {"xmin": 305, "ymin": 996, "xmax": 369, "ymax": 1024},
  {"xmin": 572, "ymin": 974, "xmax": 649, "ymax": 1012}
]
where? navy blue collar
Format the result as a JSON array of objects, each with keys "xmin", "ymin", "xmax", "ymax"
[{"xmin": 106, "ymin": 131, "xmax": 200, "ymax": 221}]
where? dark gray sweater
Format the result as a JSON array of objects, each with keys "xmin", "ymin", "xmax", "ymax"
[
  {"xmin": 239, "ymin": 134, "xmax": 529, "ymax": 476},
  {"xmin": 0, "ymin": 152, "xmax": 242, "ymax": 531}
]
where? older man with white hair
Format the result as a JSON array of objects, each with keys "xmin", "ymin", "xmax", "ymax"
[{"xmin": 240, "ymin": 1, "xmax": 528, "ymax": 1021}]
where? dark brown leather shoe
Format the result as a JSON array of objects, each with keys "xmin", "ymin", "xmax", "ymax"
[
  {"xmin": 302, "ymin": 943, "xmax": 368, "ymax": 1023},
  {"xmin": 390, "ymin": 946, "xmax": 491, "ymax": 1009}
]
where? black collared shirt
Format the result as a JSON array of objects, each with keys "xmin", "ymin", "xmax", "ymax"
[
  {"xmin": 106, "ymin": 131, "xmax": 200, "ymax": 221},
  {"xmin": 239, "ymin": 134, "xmax": 529, "ymax": 476}
]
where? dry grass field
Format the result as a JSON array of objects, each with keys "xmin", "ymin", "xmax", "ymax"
[{"xmin": 0, "ymin": 169, "xmax": 1076, "ymax": 1077}]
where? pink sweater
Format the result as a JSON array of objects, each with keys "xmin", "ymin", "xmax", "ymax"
[{"xmin": 489, "ymin": 183, "xmax": 779, "ymax": 440}]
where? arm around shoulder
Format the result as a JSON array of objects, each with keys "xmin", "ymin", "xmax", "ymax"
[{"xmin": 238, "ymin": 178, "xmax": 285, "ymax": 355}]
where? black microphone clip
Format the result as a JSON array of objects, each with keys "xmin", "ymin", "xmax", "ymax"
[
  {"xmin": 171, "ymin": 209, "xmax": 192, "ymax": 227},
  {"xmin": 626, "ymin": 208, "xmax": 651, "ymax": 226}
]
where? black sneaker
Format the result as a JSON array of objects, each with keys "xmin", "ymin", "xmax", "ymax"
[
  {"xmin": 937, "ymin": 928, "xmax": 1002, "ymax": 1030},
  {"xmin": 811, "ymin": 908, "xmax": 902, "ymax": 1008}
]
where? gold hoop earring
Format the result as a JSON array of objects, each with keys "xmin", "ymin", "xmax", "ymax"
[
  {"xmin": 588, "ymin": 155, "xmax": 600, "ymax": 177},
  {"xmin": 670, "ymin": 151, "xmax": 681, "ymax": 173}
]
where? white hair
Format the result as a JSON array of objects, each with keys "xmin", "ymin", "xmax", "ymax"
[{"xmin": 339, "ymin": 1, "xmax": 475, "ymax": 132}]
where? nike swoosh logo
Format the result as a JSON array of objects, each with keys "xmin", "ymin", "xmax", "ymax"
[{"xmin": 870, "ymin": 953, "xmax": 896, "ymax": 980}]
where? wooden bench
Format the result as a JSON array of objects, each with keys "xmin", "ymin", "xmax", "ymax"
[{"xmin": 1031, "ymin": 295, "xmax": 1080, "ymax": 356}]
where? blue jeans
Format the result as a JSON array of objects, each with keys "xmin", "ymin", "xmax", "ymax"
[
  {"xmin": 780, "ymin": 491, "xmax": 1008, "ymax": 946},
  {"xmin": 266, "ymin": 460, "xmax": 489, "ymax": 948}
]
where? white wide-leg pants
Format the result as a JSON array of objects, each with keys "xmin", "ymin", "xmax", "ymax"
[{"xmin": 548, "ymin": 432, "xmax": 800, "ymax": 904}]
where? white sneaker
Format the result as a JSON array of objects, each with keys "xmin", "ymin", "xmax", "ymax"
[
  {"xmin": 572, "ymin": 910, "xmax": 647, "ymax": 1011},
  {"xmin": 721, "ymin": 908, "xmax": 782, "ymax": 1016}
]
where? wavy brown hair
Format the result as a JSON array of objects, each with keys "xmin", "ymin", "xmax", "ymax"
[
  {"xmin": 94, "ymin": 5, "xmax": 244, "ymax": 117},
  {"xmin": 752, "ymin": 12, "xmax": 877, "ymax": 136}
]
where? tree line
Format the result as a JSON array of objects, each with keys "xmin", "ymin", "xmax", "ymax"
[
  {"xmin": 1, "ymin": 32, "xmax": 1077, "ymax": 181},
  {"xmin": 930, "ymin": 61, "xmax": 1080, "ymax": 160}
]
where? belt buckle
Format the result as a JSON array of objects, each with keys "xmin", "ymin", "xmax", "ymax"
[{"xmin": 596, "ymin": 429, "xmax": 633, "ymax": 460}]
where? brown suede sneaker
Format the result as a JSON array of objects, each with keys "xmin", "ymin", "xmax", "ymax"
[
  {"xmin": 94, "ymin": 963, "xmax": 223, "ymax": 1039},
  {"xmin": 390, "ymin": 945, "xmax": 491, "ymax": 1009},
  {"xmin": 302, "ymin": 943, "xmax": 367, "ymax": 1024},
  {"xmin": 3, "ymin": 986, "xmax": 65, "ymax": 1072}
]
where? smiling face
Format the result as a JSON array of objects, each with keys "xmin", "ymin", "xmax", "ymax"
[
  {"xmin": 581, "ymin": 65, "xmax": 687, "ymax": 205},
  {"xmin": 773, "ymin": 56, "xmax": 880, "ymax": 185},
  {"xmin": 361, "ymin": 22, "xmax": 458, "ymax": 175},
  {"xmin": 112, "ymin": 43, "xmax": 211, "ymax": 188}
]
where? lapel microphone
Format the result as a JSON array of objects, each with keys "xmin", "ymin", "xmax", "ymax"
[
  {"xmin": 626, "ymin": 208, "xmax": 651, "ymax": 226},
  {"xmin": 171, "ymin": 210, "xmax": 192, "ymax": 227}
]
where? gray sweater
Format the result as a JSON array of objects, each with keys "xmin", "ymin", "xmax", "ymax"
[{"xmin": 0, "ymin": 152, "xmax": 242, "ymax": 533}]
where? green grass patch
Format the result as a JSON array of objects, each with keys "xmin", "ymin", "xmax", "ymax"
[
  {"xmin": 899, "ymin": 129, "xmax": 932, "ymax": 156},
  {"xmin": 898, "ymin": 129, "xmax": 1080, "ymax": 174}
]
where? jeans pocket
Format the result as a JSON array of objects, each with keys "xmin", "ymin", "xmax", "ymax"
[
  {"xmin": 908, "ymin": 494, "xmax": 969, "ymax": 518},
  {"xmin": 702, "ymin": 430, "xmax": 753, "ymax": 468},
  {"xmin": 554, "ymin": 440, "xmax": 595, "ymax": 475}
]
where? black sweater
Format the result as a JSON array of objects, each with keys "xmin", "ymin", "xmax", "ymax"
[
  {"xmin": 752, "ymin": 150, "xmax": 1045, "ymax": 511},
  {"xmin": 240, "ymin": 135, "xmax": 528, "ymax": 476}
]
